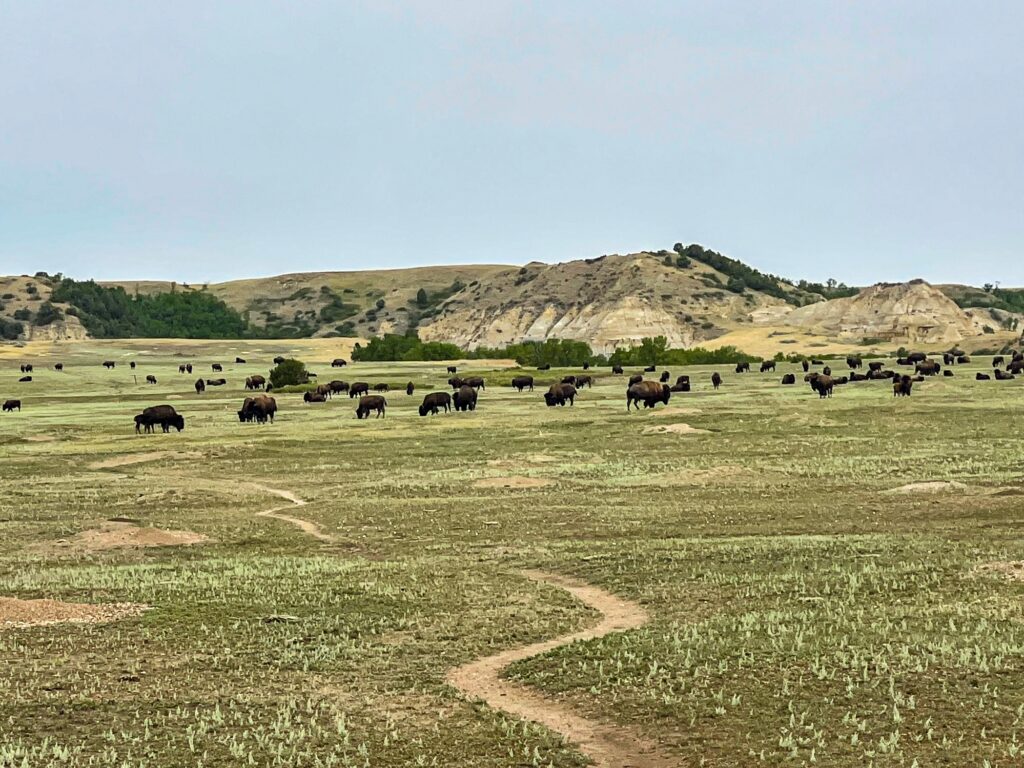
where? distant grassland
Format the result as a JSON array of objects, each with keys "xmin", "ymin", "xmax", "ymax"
[{"xmin": 2, "ymin": 339, "xmax": 1024, "ymax": 766}]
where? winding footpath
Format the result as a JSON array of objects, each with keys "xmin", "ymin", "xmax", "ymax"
[
  {"xmin": 248, "ymin": 482, "xmax": 334, "ymax": 542},
  {"xmin": 447, "ymin": 570, "xmax": 677, "ymax": 768}
]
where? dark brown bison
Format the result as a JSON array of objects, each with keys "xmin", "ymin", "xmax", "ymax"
[
  {"xmin": 206, "ymin": 378, "xmax": 226, "ymax": 386},
  {"xmin": 511, "ymin": 375, "xmax": 534, "ymax": 392},
  {"xmin": 18, "ymin": 375, "xmax": 31, "ymax": 382},
  {"xmin": 644, "ymin": 365, "xmax": 656, "ymax": 373},
  {"xmin": 628, "ymin": 373, "xmax": 643, "ymax": 386},
  {"xmin": 846, "ymin": 357, "xmax": 862, "ymax": 369},
  {"xmin": 735, "ymin": 361, "xmax": 750, "ymax": 373},
  {"xmin": 134, "ymin": 405, "xmax": 184, "ymax": 434},
  {"xmin": 942, "ymin": 353, "xmax": 954, "ymax": 365},
  {"xmin": 659, "ymin": 370, "xmax": 670, "ymax": 382},
  {"xmin": 145, "ymin": 375, "xmax": 157, "ymax": 384},
  {"xmin": 670, "ymin": 374, "xmax": 691, "ymax": 392},
  {"xmin": 561, "ymin": 375, "xmax": 577, "ymax": 386},
  {"xmin": 102, "ymin": 360, "xmax": 116, "ymax": 369},
  {"xmin": 576, "ymin": 375, "xmax": 593, "ymax": 388},
  {"xmin": 977, "ymin": 372, "xmax": 991, "ymax": 380},
  {"xmin": 537, "ymin": 364, "xmax": 551, "ymax": 371},
  {"xmin": 332, "ymin": 358, "xmax": 348, "ymax": 368},
  {"xmin": 179, "ymin": 364, "xmax": 187, "ymax": 373},
  {"xmin": 868, "ymin": 361, "xmax": 884, "ymax": 372},
  {"xmin": 995, "ymin": 369, "xmax": 1016, "ymax": 381},
  {"xmin": 801, "ymin": 360, "xmax": 810, "ymax": 372},
  {"xmin": 612, "ymin": 365, "xmax": 624, "ymax": 374},
  {"xmin": 356, "ymin": 395, "xmax": 387, "ymax": 419},
  {"xmin": 19, "ymin": 364, "xmax": 32, "ymax": 373},
  {"xmin": 211, "ymin": 363, "xmax": 223, "ymax": 372},
  {"xmin": 760, "ymin": 361, "xmax": 776, "ymax": 373},
  {"xmin": 711, "ymin": 372, "xmax": 722, "ymax": 390},
  {"xmin": 2, "ymin": 400, "xmax": 20, "ymax": 412},
  {"xmin": 582, "ymin": 362, "xmax": 590, "ymax": 370},
  {"xmin": 129, "ymin": 361, "xmax": 136, "ymax": 370},
  {"xmin": 245, "ymin": 375, "xmax": 267, "ymax": 390},
  {"xmin": 453, "ymin": 385, "xmax": 477, "ymax": 411},
  {"xmin": 849, "ymin": 372, "xmax": 868, "ymax": 381},
  {"xmin": 186, "ymin": 363, "xmax": 193, "ymax": 374},
  {"xmin": 957, "ymin": 355, "xmax": 970, "ymax": 364},
  {"xmin": 992, "ymin": 356, "xmax": 1004, "ymax": 367},
  {"xmin": 781, "ymin": 373, "xmax": 796, "ymax": 385},
  {"xmin": 54, "ymin": 363, "xmax": 63, "ymax": 371},
  {"xmin": 448, "ymin": 377, "xmax": 464, "ymax": 389},
  {"xmin": 419, "ymin": 391, "xmax": 451, "ymax": 416},
  {"xmin": 235, "ymin": 357, "xmax": 246, "ymax": 364},
  {"xmin": 915, "ymin": 360, "xmax": 941, "ymax": 376},
  {"xmin": 195, "ymin": 378, "xmax": 206, "ymax": 394},
  {"xmin": 328, "ymin": 380, "xmax": 350, "ymax": 395},
  {"xmin": 893, "ymin": 375, "xmax": 913, "ymax": 397},
  {"xmin": 627, "ymin": 380, "xmax": 670, "ymax": 410},
  {"xmin": 943, "ymin": 369, "xmax": 954, "ymax": 377},
  {"xmin": 463, "ymin": 376, "xmax": 485, "ymax": 390},
  {"xmin": 238, "ymin": 395, "xmax": 277, "ymax": 423},
  {"xmin": 544, "ymin": 383, "xmax": 577, "ymax": 407},
  {"xmin": 373, "ymin": 383, "xmax": 390, "ymax": 392},
  {"xmin": 273, "ymin": 356, "xmax": 286, "ymax": 365},
  {"xmin": 315, "ymin": 383, "xmax": 332, "ymax": 398},
  {"xmin": 811, "ymin": 359, "xmax": 824, "ymax": 366},
  {"xmin": 303, "ymin": 391, "xmax": 327, "ymax": 403},
  {"xmin": 1009, "ymin": 360, "xmax": 1024, "ymax": 374},
  {"xmin": 349, "ymin": 382, "xmax": 369, "ymax": 398},
  {"xmin": 405, "ymin": 382, "xmax": 415, "ymax": 396},
  {"xmin": 808, "ymin": 373, "xmax": 835, "ymax": 398},
  {"xmin": 446, "ymin": 365, "xmax": 457, "ymax": 374}
]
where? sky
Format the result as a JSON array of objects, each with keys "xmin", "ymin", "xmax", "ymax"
[{"xmin": 1, "ymin": 1, "xmax": 1022, "ymax": 286}]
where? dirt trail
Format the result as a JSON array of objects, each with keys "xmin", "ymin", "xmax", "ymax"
[
  {"xmin": 447, "ymin": 570, "xmax": 676, "ymax": 767},
  {"xmin": 247, "ymin": 482, "xmax": 334, "ymax": 542}
]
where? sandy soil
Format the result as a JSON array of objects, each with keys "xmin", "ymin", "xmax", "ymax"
[
  {"xmin": 642, "ymin": 423, "xmax": 709, "ymax": 435},
  {"xmin": 0, "ymin": 597, "xmax": 149, "ymax": 629},
  {"xmin": 473, "ymin": 476, "xmax": 555, "ymax": 489},
  {"xmin": 885, "ymin": 481, "xmax": 968, "ymax": 494}
]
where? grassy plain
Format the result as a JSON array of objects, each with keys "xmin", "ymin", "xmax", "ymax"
[{"xmin": 2, "ymin": 340, "xmax": 1024, "ymax": 766}]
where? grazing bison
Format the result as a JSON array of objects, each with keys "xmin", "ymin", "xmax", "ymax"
[
  {"xmin": 846, "ymin": 357, "xmax": 862, "ymax": 369},
  {"xmin": 907, "ymin": 352, "xmax": 928, "ymax": 363},
  {"xmin": 446, "ymin": 365, "xmax": 457, "ymax": 374},
  {"xmin": 349, "ymin": 382, "xmax": 369, "ymax": 398},
  {"xmin": 145, "ymin": 375, "xmax": 157, "ymax": 384},
  {"xmin": 868, "ymin": 361, "xmax": 884, "ymax": 372},
  {"xmin": 102, "ymin": 361, "xmax": 116, "ymax": 369},
  {"xmin": 711, "ymin": 372, "xmax": 722, "ymax": 390},
  {"xmin": 561, "ymin": 375, "xmax": 577, "ymax": 386},
  {"xmin": 54, "ymin": 363, "xmax": 63, "ymax": 371},
  {"xmin": 419, "ymin": 391, "xmax": 452, "ymax": 416},
  {"xmin": 644, "ymin": 365, "xmax": 656, "ymax": 373},
  {"xmin": 627, "ymin": 380, "xmax": 670, "ymax": 410},
  {"xmin": 463, "ymin": 376, "xmax": 485, "ymax": 390},
  {"xmin": 2, "ymin": 399, "xmax": 20, "ymax": 412},
  {"xmin": 893, "ymin": 375, "xmax": 913, "ymax": 397},
  {"xmin": 735, "ymin": 361, "xmax": 750, "ymax": 373},
  {"xmin": 576, "ymin": 375, "xmax": 593, "ymax": 388},
  {"xmin": 211, "ymin": 363, "xmax": 223, "ymax": 372},
  {"xmin": 760, "ymin": 361, "xmax": 776, "ymax": 373},
  {"xmin": 316, "ymin": 383, "xmax": 332, "ymax": 398},
  {"xmin": 993, "ymin": 356, "xmax": 1004, "ymax": 367},
  {"xmin": 303, "ymin": 391, "xmax": 327, "ymax": 403},
  {"xmin": 19, "ymin": 364, "xmax": 32, "ymax": 373},
  {"xmin": 195, "ymin": 378, "xmax": 206, "ymax": 394},
  {"xmin": 238, "ymin": 395, "xmax": 277, "ymax": 423},
  {"xmin": 448, "ymin": 376, "xmax": 464, "ymax": 389},
  {"xmin": 373, "ymin": 383, "xmax": 390, "ymax": 392},
  {"xmin": 205, "ymin": 378, "xmax": 226, "ymax": 386},
  {"xmin": 328, "ymin": 380, "xmax": 349, "ymax": 395},
  {"xmin": 453, "ymin": 385, "xmax": 478, "ymax": 412},
  {"xmin": 18, "ymin": 375, "xmax": 31, "ymax": 382},
  {"xmin": 781, "ymin": 373, "xmax": 796, "ymax": 385},
  {"xmin": 406, "ymin": 382, "xmax": 415, "ymax": 396},
  {"xmin": 544, "ymin": 383, "xmax": 577, "ymax": 407},
  {"xmin": 245, "ymin": 375, "xmax": 267, "ymax": 390},
  {"xmin": 235, "ymin": 357, "xmax": 246, "ymax": 364},
  {"xmin": 612, "ymin": 365, "xmax": 624, "ymax": 375},
  {"xmin": 511, "ymin": 375, "xmax": 534, "ymax": 392},
  {"xmin": 915, "ymin": 360, "xmax": 941, "ymax": 376},
  {"xmin": 628, "ymin": 373, "xmax": 643, "ymax": 386},
  {"xmin": 332, "ymin": 358, "xmax": 348, "ymax": 368},
  {"xmin": 977, "ymin": 372, "xmax": 992, "ymax": 380},
  {"xmin": 809, "ymin": 374, "xmax": 835, "ymax": 398},
  {"xmin": 134, "ymin": 405, "xmax": 184, "ymax": 434},
  {"xmin": 356, "ymin": 395, "xmax": 387, "ymax": 419}
]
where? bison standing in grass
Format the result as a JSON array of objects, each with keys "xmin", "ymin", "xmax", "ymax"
[
  {"xmin": 627, "ymin": 381, "xmax": 670, "ymax": 411},
  {"xmin": 3, "ymin": 400, "xmax": 20, "ymax": 412},
  {"xmin": 349, "ymin": 382, "xmax": 369, "ymax": 398},
  {"xmin": 195, "ymin": 378, "xmax": 206, "ymax": 394},
  {"xmin": 146, "ymin": 375, "xmax": 157, "ymax": 384},
  {"xmin": 893, "ymin": 375, "xmax": 913, "ymax": 397},
  {"xmin": 781, "ymin": 373, "xmax": 796, "ymax": 385},
  {"xmin": 453, "ymin": 385, "xmax": 477, "ymax": 412},
  {"xmin": 419, "ymin": 392, "xmax": 451, "ymax": 416},
  {"xmin": 356, "ymin": 395, "xmax": 387, "ymax": 419},
  {"xmin": 134, "ymin": 405, "xmax": 184, "ymax": 434},
  {"xmin": 575, "ymin": 375, "xmax": 593, "ymax": 388},
  {"xmin": 239, "ymin": 395, "xmax": 277, "ymax": 423},
  {"xmin": 809, "ymin": 373, "xmax": 835, "ymax": 398},
  {"xmin": 544, "ymin": 383, "xmax": 577, "ymax": 407},
  {"xmin": 711, "ymin": 372, "xmax": 722, "ymax": 390},
  {"xmin": 760, "ymin": 361, "xmax": 776, "ymax": 373},
  {"xmin": 332, "ymin": 358, "xmax": 348, "ymax": 368},
  {"xmin": 245, "ymin": 375, "xmax": 267, "ymax": 391},
  {"xmin": 511, "ymin": 375, "xmax": 534, "ymax": 392}
]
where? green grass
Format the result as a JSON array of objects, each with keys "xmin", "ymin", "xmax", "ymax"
[{"xmin": 2, "ymin": 343, "xmax": 1024, "ymax": 766}]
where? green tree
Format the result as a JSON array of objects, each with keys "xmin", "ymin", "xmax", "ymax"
[
  {"xmin": 416, "ymin": 288, "xmax": 429, "ymax": 308},
  {"xmin": 269, "ymin": 359, "xmax": 309, "ymax": 388}
]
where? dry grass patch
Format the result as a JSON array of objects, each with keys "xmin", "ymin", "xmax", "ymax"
[
  {"xmin": 0, "ymin": 597, "xmax": 149, "ymax": 629},
  {"xmin": 641, "ymin": 423, "xmax": 710, "ymax": 436},
  {"xmin": 88, "ymin": 451, "xmax": 202, "ymax": 470},
  {"xmin": 473, "ymin": 476, "xmax": 555, "ymax": 489},
  {"xmin": 48, "ymin": 522, "xmax": 209, "ymax": 552},
  {"xmin": 885, "ymin": 480, "xmax": 968, "ymax": 494}
]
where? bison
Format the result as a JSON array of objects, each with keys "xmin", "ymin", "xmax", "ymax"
[
  {"xmin": 628, "ymin": 373, "xmax": 643, "ymax": 386},
  {"xmin": 146, "ymin": 375, "xmax": 157, "ymax": 384},
  {"xmin": 561, "ymin": 375, "xmax": 577, "ymax": 386},
  {"xmin": 453, "ymin": 385, "xmax": 477, "ymax": 412},
  {"xmin": 446, "ymin": 365, "xmax": 457, "ymax": 374},
  {"xmin": 735, "ymin": 361, "xmax": 750, "ymax": 373},
  {"xmin": 659, "ymin": 370, "xmax": 671, "ymax": 383},
  {"xmin": 205, "ymin": 378, "xmax": 226, "ymax": 386},
  {"xmin": 19, "ymin": 364, "xmax": 32, "ymax": 373},
  {"xmin": 328, "ymin": 380, "xmax": 349, "ymax": 395},
  {"xmin": 245, "ymin": 375, "xmax": 267, "ymax": 390},
  {"xmin": 238, "ymin": 395, "xmax": 277, "ymax": 423},
  {"xmin": 915, "ymin": 360, "xmax": 941, "ymax": 376},
  {"xmin": 2, "ymin": 399, "xmax": 20, "ymax": 412},
  {"xmin": 781, "ymin": 373, "xmax": 796, "ymax": 385},
  {"xmin": 670, "ymin": 375, "xmax": 691, "ymax": 392},
  {"xmin": 537, "ymin": 364, "xmax": 551, "ymax": 371},
  {"xmin": 235, "ymin": 357, "xmax": 246, "ymax": 364},
  {"xmin": 103, "ymin": 361, "xmax": 116, "ymax": 369},
  {"xmin": 18, "ymin": 375, "xmax": 31, "ymax": 382},
  {"xmin": 212, "ymin": 363, "xmax": 223, "ymax": 372},
  {"xmin": 129, "ymin": 361, "xmax": 136, "ymax": 370},
  {"xmin": 711, "ymin": 372, "xmax": 722, "ymax": 390},
  {"xmin": 1008, "ymin": 360, "xmax": 1024, "ymax": 374},
  {"xmin": 995, "ymin": 369, "xmax": 1016, "ymax": 381},
  {"xmin": 463, "ymin": 376, "xmax": 485, "ymax": 390},
  {"xmin": 54, "ymin": 363, "xmax": 63, "ymax": 371},
  {"xmin": 801, "ymin": 360, "xmax": 810, "ymax": 372},
  {"xmin": 868, "ymin": 361, "xmax": 884, "ymax": 372},
  {"xmin": 809, "ymin": 373, "xmax": 835, "ymax": 398},
  {"xmin": 544, "ymin": 383, "xmax": 577, "ymax": 407},
  {"xmin": 419, "ymin": 391, "xmax": 452, "ymax": 416},
  {"xmin": 356, "ymin": 395, "xmax": 387, "ymax": 419},
  {"xmin": 576, "ymin": 375, "xmax": 593, "ymax": 388},
  {"xmin": 273, "ymin": 356, "xmax": 286, "ymax": 365},
  {"xmin": 977, "ymin": 372, "xmax": 992, "ymax": 381},
  {"xmin": 760, "ymin": 361, "xmax": 776, "ymax": 373},
  {"xmin": 331, "ymin": 359, "xmax": 348, "ymax": 368},
  {"xmin": 179, "ymin": 364, "xmax": 188, "ymax": 374},
  {"xmin": 943, "ymin": 369, "xmax": 954, "ymax": 377},
  {"xmin": 349, "ymin": 382, "xmax": 369, "ymax": 398},
  {"xmin": 134, "ymin": 405, "xmax": 184, "ymax": 434},
  {"xmin": 644, "ymin": 365, "xmax": 656, "ymax": 373},
  {"xmin": 406, "ymin": 382, "xmax": 415, "ymax": 396},
  {"xmin": 627, "ymin": 380, "xmax": 670, "ymax": 410},
  {"xmin": 846, "ymin": 357, "xmax": 862, "ymax": 369},
  {"xmin": 511, "ymin": 375, "xmax": 534, "ymax": 392},
  {"xmin": 373, "ymin": 383, "xmax": 390, "ymax": 393},
  {"xmin": 195, "ymin": 378, "xmax": 206, "ymax": 394},
  {"xmin": 303, "ymin": 391, "xmax": 327, "ymax": 403},
  {"xmin": 186, "ymin": 363, "xmax": 193, "ymax": 374},
  {"xmin": 612, "ymin": 365, "xmax": 624, "ymax": 375}
]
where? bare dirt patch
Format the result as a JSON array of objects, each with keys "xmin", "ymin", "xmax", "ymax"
[
  {"xmin": 473, "ymin": 476, "xmax": 555, "ymax": 489},
  {"xmin": 653, "ymin": 406, "xmax": 702, "ymax": 417},
  {"xmin": 51, "ymin": 522, "xmax": 209, "ymax": 552},
  {"xmin": 976, "ymin": 561, "xmax": 1024, "ymax": 582},
  {"xmin": 642, "ymin": 423, "xmax": 710, "ymax": 436},
  {"xmin": 23, "ymin": 435, "xmax": 57, "ymax": 443},
  {"xmin": 885, "ymin": 481, "xmax": 967, "ymax": 494},
  {"xmin": 0, "ymin": 597, "xmax": 149, "ymax": 629},
  {"xmin": 88, "ymin": 451, "xmax": 201, "ymax": 470}
]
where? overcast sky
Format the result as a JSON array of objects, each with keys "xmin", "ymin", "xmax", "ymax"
[{"xmin": 1, "ymin": 1, "xmax": 1021, "ymax": 286}]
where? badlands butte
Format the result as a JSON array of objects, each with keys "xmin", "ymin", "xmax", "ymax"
[{"xmin": 1, "ymin": 245, "xmax": 1022, "ymax": 354}]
